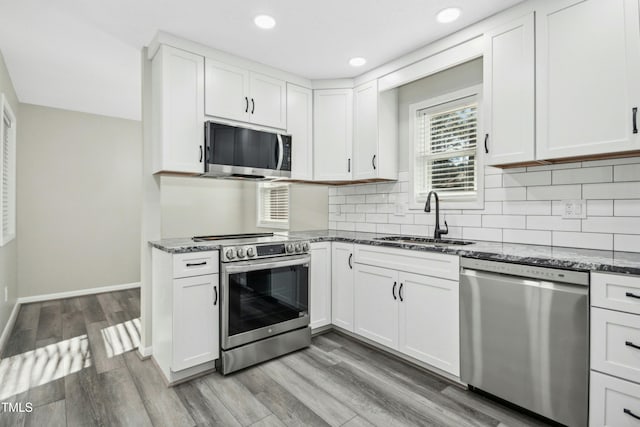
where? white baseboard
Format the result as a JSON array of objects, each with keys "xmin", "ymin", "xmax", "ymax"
[
  {"xmin": 137, "ymin": 346, "xmax": 153, "ymax": 359},
  {"xmin": 17, "ymin": 282, "xmax": 141, "ymax": 304},
  {"xmin": 0, "ymin": 301, "xmax": 21, "ymax": 356}
]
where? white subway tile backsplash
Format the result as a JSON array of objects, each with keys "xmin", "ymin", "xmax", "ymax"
[
  {"xmin": 553, "ymin": 232, "xmax": 613, "ymax": 251},
  {"xmin": 526, "ymin": 215, "xmax": 581, "ymax": 232},
  {"xmin": 587, "ymin": 200, "xmax": 613, "ymax": 216},
  {"xmin": 366, "ymin": 213, "xmax": 388, "ymax": 223},
  {"xmin": 483, "ymin": 215, "xmax": 525, "ymax": 229},
  {"xmin": 328, "ymin": 157, "xmax": 640, "ymax": 252},
  {"xmin": 583, "ymin": 182, "xmax": 640, "ymax": 199},
  {"xmin": 463, "ymin": 227, "xmax": 502, "ymax": 242},
  {"xmin": 503, "ymin": 229, "xmax": 551, "ymax": 246},
  {"xmin": 377, "ymin": 223, "xmax": 401, "ymax": 234},
  {"xmin": 582, "ymin": 217, "xmax": 640, "ymax": 234},
  {"xmin": 614, "ymin": 164, "xmax": 640, "ymax": 182},
  {"xmin": 503, "ymin": 201, "xmax": 552, "ymax": 215},
  {"xmin": 614, "ymin": 200, "xmax": 640, "ymax": 216},
  {"xmin": 355, "ymin": 222, "xmax": 377, "ymax": 233},
  {"xmin": 614, "ymin": 234, "xmax": 640, "ymax": 252},
  {"xmin": 526, "ymin": 185, "xmax": 581, "ymax": 201},
  {"xmin": 485, "ymin": 187, "xmax": 527, "ymax": 201},
  {"xmin": 552, "ymin": 166, "xmax": 612, "ymax": 185},
  {"xmin": 503, "ymin": 171, "xmax": 551, "ymax": 187}
]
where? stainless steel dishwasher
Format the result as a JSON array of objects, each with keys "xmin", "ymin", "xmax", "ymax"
[{"xmin": 460, "ymin": 257, "xmax": 589, "ymax": 427}]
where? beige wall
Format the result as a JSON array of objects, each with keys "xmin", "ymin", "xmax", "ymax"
[
  {"xmin": 398, "ymin": 58, "xmax": 483, "ymax": 172},
  {"xmin": 17, "ymin": 104, "xmax": 142, "ymax": 297},
  {"xmin": 161, "ymin": 178, "xmax": 328, "ymax": 238},
  {"xmin": 0, "ymin": 50, "xmax": 19, "ymax": 335}
]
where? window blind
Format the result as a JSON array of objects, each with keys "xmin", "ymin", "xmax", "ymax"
[
  {"xmin": 2, "ymin": 113, "xmax": 10, "ymax": 239},
  {"xmin": 415, "ymin": 100, "xmax": 478, "ymax": 199},
  {"xmin": 260, "ymin": 183, "xmax": 289, "ymax": 224}
]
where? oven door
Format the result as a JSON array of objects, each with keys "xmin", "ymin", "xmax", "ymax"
[{"xmin": 220, "ymin": 254, "xmax": 310, "ymax": 349}]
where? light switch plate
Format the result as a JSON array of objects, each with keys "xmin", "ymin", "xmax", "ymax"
[
  {"xmin": 562, "ymin": 200, "xmax": 586, "ymax": 219},
  {"xmin": 394, "ymin": 202, "xmax": 407, "ymax": 216}
]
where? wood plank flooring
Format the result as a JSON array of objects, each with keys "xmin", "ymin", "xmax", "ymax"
[{"xmin": 0, "ymin": 290, "xmax": 551, "ymax": 427}]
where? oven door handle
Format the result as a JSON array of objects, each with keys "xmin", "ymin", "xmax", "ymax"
[{"xmin": 222, "ymin": 254, "xmax": 310, "ymax": 274}]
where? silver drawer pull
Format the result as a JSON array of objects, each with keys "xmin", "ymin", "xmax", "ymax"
[
  {"xmin": 626, "ymin": 292, "xmax": 640, "ymax": 299},
  {"xmin": 186, "ymin": 262, "xmax": 207, "ymax": 267},
  {"xmin": 626, "ymin": 341, "xmax": 640, "ymax": 351}
]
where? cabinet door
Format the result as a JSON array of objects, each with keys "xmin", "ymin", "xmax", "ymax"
[
  {"xmin": 331, "ymin": 242, "xmax": 354, "ymax": 331},
  {"xmin": 590, "ymin": 371, "xmax": 640, "ymax": 427},
  {"xmin": 398, "ymin": 272, "xmax": 459, "ymax": 376},
  {"xmin": 204, "ymin": 59, "xmax": 250, "ymax": 122},
  {"xmin": 310, "ymin": 242, "xmax": 332, "ymax": 329},
  {"xmin": 152, "ymin": 45, "xmax": 204, "ymax": 174},
  {"xmin": 172, "ymin": 274, "xmax": 219, "ymax": 372},
  {"xmin": 287, "ymin": 84, "xmax": 313, "ymax": 180},
  {"xmin": 249, "ymin": 72, "xmax": 287, "ymax": 129},
  {"xmin": 354, "ymin": 264, "xmax": 398, "ymax": 349},
  {"xmin": 536, "ymin": 0, "xmax": 640, "ymax": 159},
  {"xmin": 353, "ymin": 81, "xmax": 378, "ymax": 180},
  {"xmin": 484, "ymin": 13, "xmax": 535, "ymax": 165},
  {"xmin": 314, "ymin": 89, "xmax": 353, "ymax": 181}
]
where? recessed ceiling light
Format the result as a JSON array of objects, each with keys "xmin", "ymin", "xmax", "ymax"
[
  {"xmin": 349, "ymin": 57, "xmax": 367, "ymax": 67},
  {"xmin": 254, "ymin": 15, "xmax": 276, "ymax": 30},
  {"xmin": 436, "ymin": 7, "xmax": 461, "ymax": 24}
]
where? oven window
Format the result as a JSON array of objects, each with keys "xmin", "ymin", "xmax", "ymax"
[{"xmin": 227, "ymin": 263, "xmax": 309, "ymax": 337}]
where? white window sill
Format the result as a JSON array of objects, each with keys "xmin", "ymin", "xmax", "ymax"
[{"xmin": 257, "ymin": 221, "xmax": 290, "ymax": 230}]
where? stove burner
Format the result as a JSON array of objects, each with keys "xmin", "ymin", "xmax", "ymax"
[{"xmin": 192, "ymin": 232, "xmax": 274, "ymax": 242}]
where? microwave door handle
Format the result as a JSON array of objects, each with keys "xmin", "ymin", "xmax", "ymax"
[{"xmin": 276, "ymin": 134, "xmax": 284, "ymax": 170}]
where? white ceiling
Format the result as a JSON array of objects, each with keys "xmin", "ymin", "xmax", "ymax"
[{"xmin": 0, "ymin": 0, "xmax": 523, "ymax": 121}]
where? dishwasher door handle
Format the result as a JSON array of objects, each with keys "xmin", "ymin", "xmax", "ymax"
[{"xmin": 460, "ymin": 268, "xmax": 588, "ymax": 295}]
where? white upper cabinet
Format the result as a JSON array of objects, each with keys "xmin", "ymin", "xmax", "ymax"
[
  {"xmin": 353, "ymin": 81, "xmax": 398, "ymax": 180},
  {"xmin": 483, "ymin": 13, "xmax": 535, "ymax": 166},
  {"xmin": 249, "ymin": 72, "xmax": 287, "ymax": 129},
  {"xmin": 205, "ymin": 58, "xmax": 287, "ymax": 129},
  {"xmin": 331, "ymin": 242, "xmax": 354, "ymax": 332},
  {"xmin": 536, "ymin": 0, "xmax": 640, "ymax": 159},
  {"xmin": 151, "ymin": 45, "xmax": 205, "ymax": 174},
  {"xmin": 287, "ymin": 84, "xmax": 313, "ymax": 180},
  {"xmin": 314, "ymin": 89, "xmax": 354, "ymax": 181}
]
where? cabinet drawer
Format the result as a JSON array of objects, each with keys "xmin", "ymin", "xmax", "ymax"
[
  {"xmin": 354, "ymin": 244, "xmax": 459, "ymax": 280},
  {"xmin": 173, "ymin": 251, "xmax": 219, "ymax": 278},
  {"xmin": 592, "ymin": 307, "xmax": 640, "ymax": 384},
  {"xmin": 592, "ymin": 272, "xmax": 640, "ymax": 315},
  {"xmin": 590, "ymin": 371, "xmax": 640, "ymax": 427}
]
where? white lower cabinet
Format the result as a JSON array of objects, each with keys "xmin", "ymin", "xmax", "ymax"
[
  {"xmin": 398, "ymin": 272, "xmax": 459, "ymax": 376},
  {"xmin": 353, "ymin": 250, "xmax": 460, "ymax": 377},
  {"xmin": 331, "ymin": 242, "xmax": 354, "ymax": 332},
  {"xmin": 172, "ymin": 274, "xmax": 219, "ymax": 372},
  {"xmin": 590, "ymin": 371, "xmax": 640, "ymax": 426},
  {"xmin": 152, "ymin": 248, "xmax": 219, "ymax": 384},
  {"xmin": 310, "ymin": 242, "xmax": 332, "ymax": 330},
  {"xmin": 354, "ymin": 264, "xmax": 399, "ymax": 348}
]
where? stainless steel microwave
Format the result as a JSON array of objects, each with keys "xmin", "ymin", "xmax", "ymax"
[{"xmin": 203, "ymin": 121, "xmax": 292, "ymax": 180}]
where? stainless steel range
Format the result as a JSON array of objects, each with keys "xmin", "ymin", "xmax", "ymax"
[{"xmin": 202, "ymin": 233, "xmax": 311, "ymax": 375}]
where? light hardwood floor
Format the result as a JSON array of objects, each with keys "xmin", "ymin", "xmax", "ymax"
[{"xmin": 0, "ymin": 290, "xmax": 551, "ymax": 427}]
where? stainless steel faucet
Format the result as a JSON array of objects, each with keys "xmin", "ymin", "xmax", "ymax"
[{"xmin": 424, "ymin": 191, "xmax": 449, "ymax": 240}]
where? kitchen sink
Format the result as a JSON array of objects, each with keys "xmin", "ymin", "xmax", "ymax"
[{"xmin": 374, "ymin": 236, "xmax": 475, "ymax": 247}]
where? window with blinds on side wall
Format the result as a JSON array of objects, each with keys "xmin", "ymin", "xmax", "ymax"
[
  {"xmin": 0, "ymin": 93, "xmax": 16, "ymax": 247},
  {"xmin": 257, "ymin": 183, "xmax": 290, "ymax": 229},
  {"xmin": 412, "ymin": 90, "xmax": 480, "ymax": 205}
]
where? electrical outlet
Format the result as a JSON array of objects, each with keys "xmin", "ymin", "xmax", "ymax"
[
  {"xmin": 4, "ymin": 286, "xmax": 7, "ymax": 303},
  {"xmin": 562, "ymin": 200, "xmax": 586, "ymax": 219},
  {"xmin": 394, "ymin": 202, "xmax": 407, "ymax": 216},
  {"xmin": 336, "ymin": 205, "xmax": 341, "ymax": 216}
]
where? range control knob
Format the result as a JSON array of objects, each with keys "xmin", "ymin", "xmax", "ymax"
[
  {"xmin": 246, "ymin": 247, "xmax": 256, "ymax": 257},
  {"xmin": 302, "ymin": 242, "xmax": 310, "ymax": 252},
  {"xmin": 295, "ymin": 243, "xmax": 302, "ymax": 252},
  {"xmin": 225, "ymin": 249, "xmax": 235, "ymax": 260},
  {"xmin": 236, "ymin": 248, "xmax": 245, "ymax": 258},
  {"xmin": 286, "ymin": 244, "xmax": 294, "ymax": 253}
]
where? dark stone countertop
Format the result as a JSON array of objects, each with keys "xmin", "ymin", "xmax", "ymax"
[{"xmin": 150, "ymin": 230, "xmax": 640, "ymax": 275}]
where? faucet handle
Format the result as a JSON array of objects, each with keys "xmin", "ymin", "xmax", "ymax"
[{"xmin": 441, "ymin": 220, "xmax": 449, "ymax": 236}]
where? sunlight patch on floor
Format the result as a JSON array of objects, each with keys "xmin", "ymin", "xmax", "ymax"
[
  {"xmin": 100, "ymin": 317, "xmax": 141, "ymax": 358},
  {"xmin": 0, "ymin": 335, "xmax": 91, "ymax": 400}
]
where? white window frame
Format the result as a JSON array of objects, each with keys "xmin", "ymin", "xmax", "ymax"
[
  {"xmin": 0, "ymin": 94, "xmax": 16, "ymax": 246},
  {"xmin": 408, "ymin": 85, "xmax": 484, "ymax": 210},
  {"xmin": 256, "ymin": 182, "xmax": 290, "ymax": 229}
]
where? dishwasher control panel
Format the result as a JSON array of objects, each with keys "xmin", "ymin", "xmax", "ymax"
[{"xmin": 460, "ymin": 257, "xmax": 589, "ymax": 286}]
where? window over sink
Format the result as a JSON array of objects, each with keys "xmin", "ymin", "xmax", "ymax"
[{"xmin": 409, "ymin": 85, "xmax": 484, "ymax": 209}]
